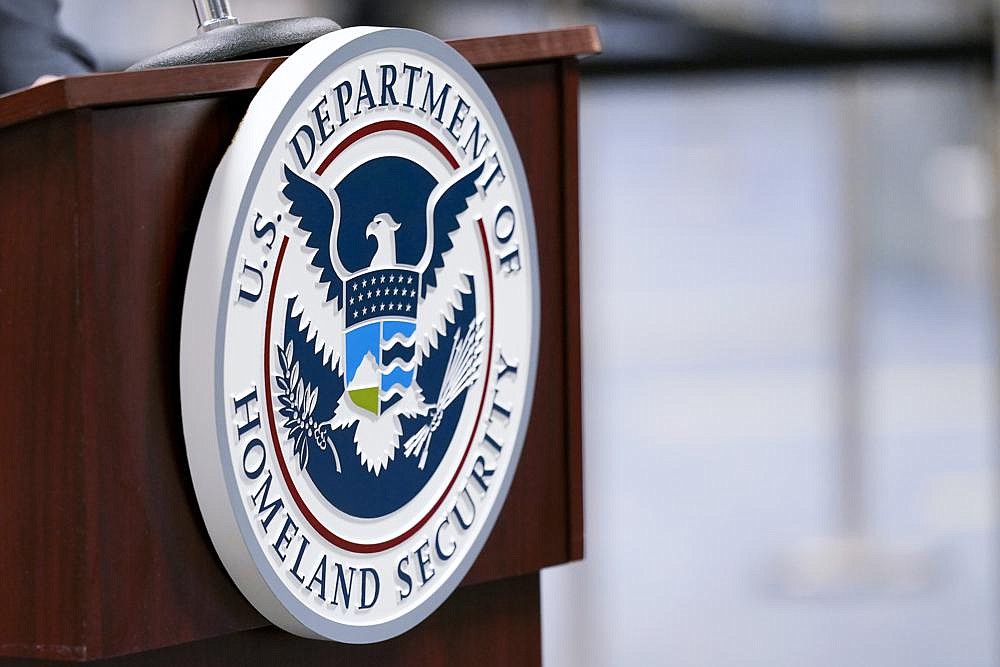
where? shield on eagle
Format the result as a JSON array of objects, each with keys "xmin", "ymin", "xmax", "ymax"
[
  {"xmin": 343, "ymin": 265, "xmax": 420, "ymax": 417},
  {"xmin": 335, "ymin": 156, "xmax": 436, "ymax": 418}
]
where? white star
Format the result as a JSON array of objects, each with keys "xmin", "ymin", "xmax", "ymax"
[
  {"xmin": 349, "ymin": 297, "xmax": 354, "ymax": 305},
  {"xmin": 405, "ymin": 303, "xmax": 412, "ymax": 311},
  {"xmin": 388, "ymin": 303, "xmax": 395, "ymax": 311},
  {"xmin": 353, "ymin": 310, "xmax": 358, "ymax": 318},
  {"xmin": 367, "ymin": 291, "xmax": 373, "ymax": 299},
  {"xmin": 389, "ymin": 275, "xmax": 395, "ymax": 283},
  {"xmin": 407, "ymin": 276, "xmax": 413, "ymax": 284},
  {"xmin": 362, "ymin": 307, "xmax": 368, "ymax": 315},
  {"xmin": 410, "ymin": 290, "xmax": 416, "ymax": 298},
  {"xmin": 361, "ymin": 279, "xmax": 367, "ymax": 288},
  {"xmin": 380, "ymin": 303, "xmax": 386, "ymax": 311},
  {"xmin": 353, "ymin": 283, "xmax": 358, "ymax": 291},
  {"xmin": 380, "ymin": 275, "xmax": 386, "ymax": 284},
  {"xmin": 375, "ymin": 289, "xmax": 381, "ymax": 297},
  {"xmin": 393, "ymin": 287, "xmax": 399, "ymax": 295}
]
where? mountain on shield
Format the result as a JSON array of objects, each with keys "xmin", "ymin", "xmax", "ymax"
[{"xmin": 347, "ymin": 351, "xmax": 379, "ymax": 415}]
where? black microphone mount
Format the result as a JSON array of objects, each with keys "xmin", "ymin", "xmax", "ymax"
[{"xmin": 128, "ymin": 0, "xmax": 340, "ymax": 71}]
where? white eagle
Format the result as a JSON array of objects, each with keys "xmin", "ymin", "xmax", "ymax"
[{"xmin": 278, "ymin": 161, "xmax": 486, "ymax": 475}]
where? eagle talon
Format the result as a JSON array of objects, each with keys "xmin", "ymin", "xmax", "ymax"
[{"xmin": 428, "ymin": 406, "xmax": 443, "ymax": 432}]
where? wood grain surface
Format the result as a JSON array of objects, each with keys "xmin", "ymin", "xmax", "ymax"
[
  {"xmin": 0, "ymin": 576, "xmax": 540, "ymax": 667},
  {"xmin": 0, "ymin": 26, "xmax": 601, "ymax": 130},
  {"xmin": 0, "ymin": 29, "xmax": 592, "ymax": 664}
]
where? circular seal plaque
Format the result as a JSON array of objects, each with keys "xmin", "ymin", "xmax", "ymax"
[{"xmin": 180, "ymin": 27, "xmax": 538, "ymax": 642}]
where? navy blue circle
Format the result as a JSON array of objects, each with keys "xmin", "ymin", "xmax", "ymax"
[{"xmin": 280, "ymin": 156, "xmax": 479, "ymax": 519}]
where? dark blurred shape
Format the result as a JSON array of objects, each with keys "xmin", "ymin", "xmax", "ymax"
[
  {"xmin": 581, "ymin": 0, "xmax": 993, "ymax": 74},
  {"xmin": 305, "ymin": 0, "xmax": 993, "ymax": 74},
  {"xmin": 0, "ymin": 0, "xmax": 94, "ymax": 93}
]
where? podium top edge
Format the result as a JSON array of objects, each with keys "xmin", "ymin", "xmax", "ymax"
[{"xmin": 0, "ymin": 25, "xmax": 601, "ymax": 130}]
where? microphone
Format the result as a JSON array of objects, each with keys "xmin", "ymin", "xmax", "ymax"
[{"xmin": 127, "ymin": 0, "xmax": 340, "ymax": 71}]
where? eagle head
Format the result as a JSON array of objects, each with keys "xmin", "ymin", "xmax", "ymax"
[
  {"xmin": 366, "ymin": 213, "xmax": 400, "ymax": 238},
  {"xmin": 366, "ymin": 213, "xmax": 401, "ymax": 268}
]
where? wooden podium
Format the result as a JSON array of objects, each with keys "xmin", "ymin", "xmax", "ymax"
[{"xmin": 0, "ymin": 26, "xmax": 599, "ymax": 666}]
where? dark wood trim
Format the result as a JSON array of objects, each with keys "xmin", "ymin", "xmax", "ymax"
[
  {"xmin": 584, "ymin": 38, "xmax": 991, "ymax": 77},
  {"xmin": 0, "ymin": 26, "xmax": 601, "ymax": 130},
  {"xmin": 559, "ymin": 58, "xmax": 585, "ymax": 562},
  {"xmin": 449, "ymin": 25, "xmax": 601, "ymax": 69},
  {"xmin": 0, "ymin": 575, "xmax": 542, "ymax": 667},
  {"xmin": 0, "ymin": 60, "xmax": 282, "ymax": 129}
]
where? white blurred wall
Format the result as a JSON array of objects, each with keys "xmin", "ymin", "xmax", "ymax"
[{"xmin": 543, "ymin": 68, "xmax": 996, "ymax": 666}]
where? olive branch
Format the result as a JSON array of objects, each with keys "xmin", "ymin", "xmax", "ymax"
[{"xmin": 275, "ymin": 340, "xmax": 342, "ymax": 473}]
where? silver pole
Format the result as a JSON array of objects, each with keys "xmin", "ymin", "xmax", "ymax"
[{"xmin": 192, "ymin": 0, "xmax": 238, "ymax": 31}]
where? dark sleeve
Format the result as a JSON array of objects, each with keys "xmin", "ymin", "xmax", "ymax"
[{"xmin": 0, "ymin": 0, "xmax": 95, "ymax": 94}]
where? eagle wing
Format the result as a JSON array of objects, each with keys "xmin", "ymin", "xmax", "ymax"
[
  {"xmin": 282, "ymin": 166, "xmax": 343, "ymax": 306},
  {"xmin": 420, "ymin": 162, "xmax": 484, "ymax": 298},
  {"xmin": 414, "ymin": 163, "xmax": 485, "ymax": 359},
  {"xmin": 281, "ymin": 167, "xmax": 346, "ymax": 370}
]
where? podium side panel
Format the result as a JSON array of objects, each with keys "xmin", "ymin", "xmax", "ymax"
[
  {"xmin": 0, "ymin": 58, "xmax": 581, "ymax": 661},
  {"xmin": 465, "ymin": 61, "xmax": 579, "ymax": 583},
  {"xmin": 0, "ymin": 114, "xmax": 87, "ymax": 660},
  {"xmin": 0, "ymin": 575, "xmax": 540, "ymax": 667},
  {"xmin": 77, "ymin": 97, "xmax": 267, "ymax": 658},
  {"xmin": 559, "ymin": 58, "xmax": 585, "ymax": 562}
]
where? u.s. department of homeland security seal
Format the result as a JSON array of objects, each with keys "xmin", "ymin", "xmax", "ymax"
[{"xmin": 180, "ymin": 27, "xmax": 538, "ymax": 642}]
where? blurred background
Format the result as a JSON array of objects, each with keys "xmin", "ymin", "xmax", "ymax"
[{"xmin": 56, "ymin": 1, "xmax": 997, "ymax": 665}]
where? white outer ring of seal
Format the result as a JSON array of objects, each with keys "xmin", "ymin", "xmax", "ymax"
[{"xmin": 179, "ymin": 26, "xmax": 540, "ymax": 642}]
